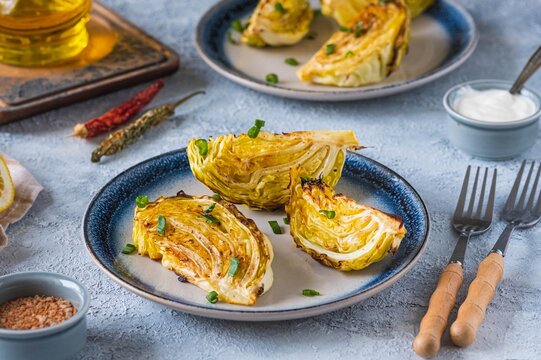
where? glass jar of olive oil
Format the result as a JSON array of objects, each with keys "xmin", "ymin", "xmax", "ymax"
[{"xmin": 0, "ymin": 0, "xmax": 92, "ymax": 66}]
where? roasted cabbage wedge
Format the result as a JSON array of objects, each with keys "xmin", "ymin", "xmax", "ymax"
[
  {"xmin": 187, "ymin": 130, "xmax": 361, "ymax": 210},
  {"xmin": 321, "ymin": 0, "xmax": 433, "ymax": 27},
  {"xmin": 285, "ymin": 169, "xmax": 406, "ymax": 271},
  {"xmin": 241, "ymin": 0, "xmax": 313, "ymax": 47},
  {"xmin": 298, "ymin": 0, "xmax": 410, "ymax": 87},
  {"xmin": 132, "ymin": 192, "xmax": 274, "ymax": 305}
]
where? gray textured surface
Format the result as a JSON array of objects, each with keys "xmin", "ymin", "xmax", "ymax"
[{"xmin": 1, "ymin": 0, "xmax": 540, "ymax": 359}]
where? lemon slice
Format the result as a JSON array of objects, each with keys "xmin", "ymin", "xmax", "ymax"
[{"xmin": 0, "ymin": 156, "xmax": 15, "ymax": 214}]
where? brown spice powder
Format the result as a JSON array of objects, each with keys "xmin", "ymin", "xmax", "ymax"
[{"xmin": 0, "ymin": 295, "xmax": 77, "ymax": 330}]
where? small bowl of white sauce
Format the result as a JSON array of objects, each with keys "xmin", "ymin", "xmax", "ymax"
[{"xmin": 443, "ymin": 79, "xmax": 540, "ymax": 159}]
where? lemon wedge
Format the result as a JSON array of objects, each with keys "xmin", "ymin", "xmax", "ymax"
[{"xmin": 0, "ymin": 156, "xmax": 15, "ymax": 214}]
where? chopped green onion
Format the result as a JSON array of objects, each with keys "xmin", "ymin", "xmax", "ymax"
[
  {"xmin": 199, "ymin": 214, "xmax": 220, "ymax": 224},
  {"xmin": 345, "ymin": 51, "xmax": 354, "ymax": 58},
  {"xmin": 379, "ymin": 0, "xmax": 391, "ymax": 3},
  {"xmin": 121, "ymin": 243, "xmax": 136, "ymax": 254},
  {"xmin": 195, "ymin": 139, "xmax": 208, "ymax": 156},
  {"xmin": 339, "ymin": 26, "xmax": 352, "ymax": 32},
  {"xmin": 254, "ymin": 119, "xmax": 265, "ymax": 128},
  {"xmin": 274, "ymin": 2, "xmax": 285, "ymax": 13},
  {"xmin": 354, "ymin": 22, "xmax": 363, "ymax": 38},
  {"xmin": 206, "ymin": 291, "xmax": 219, "ymax": 304},
  {"xmin": 227, "ymin": 31, "xmax": 238, "ymax": 45},
  {"xmin": 204, "ymin": 203, "xmax": 216, "ymax": 213},
  {"xmin": 306, "ymin": 31, "xmax": 317, "ymax": 40},
  {"xmin": 228, "ymin": 257, "xmax": 240, "ymax": 276},
  {"xmin": 231, "ymin": 19, "xmax": 243, "ymax": 33},
  {"xmin": 283, "ymin": 217, "xmax": 290, "ymax": 225},
  {"xmin": 302, "ymin": 289, "xmax": 321, "ymax": 297},
  {"xmin": 212, "ymin": 193, "xmax": 222, "ymax": 200},
  {"xmin": 265, "ymin": 73, "xmax": 279, "ymax": 84},
  {"xmin": 157, "ymin": 215, "xmax": 166, "ymax": 236},
  {"xmin": 319, "ymin": 209, "xmax": 336, "ymax": 219},
  {"xmin": 285, "ymin": 57, "xmax": 299, "ymax": 66},
  {"xmin": 301, "ymin": 176, "xmax": 311, "ymax": 182},
  {"xmin": 248, "ymin": 119, "xmax": 265, "ymax": 138},
  {"xmin": 135, "ymin": 195, "xmax": 149, "ymax": 208},
  {"xmin": 269, "ymin": 220, "xmax": 282, "ymax": 234},
  {"xmin": 243, "ymin": 21, "xmax": 250, "ymax": 30},
  {"xmin": 313, "ymin": 9, "xmax": 322, "ymax": 17},
  {"xmin": 325, "ymin": 43, "xmax": 335, "ymax": 55}
]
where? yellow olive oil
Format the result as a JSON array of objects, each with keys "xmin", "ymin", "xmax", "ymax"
[{"xmin": 0, "ymin": 0, "xmax": 92, "ymax": 66}]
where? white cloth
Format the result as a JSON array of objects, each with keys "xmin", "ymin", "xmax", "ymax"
[{"xmin": 0, "ymin": 153, "xmax": 43, "ymax": 251}]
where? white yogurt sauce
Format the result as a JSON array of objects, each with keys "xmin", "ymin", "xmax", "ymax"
[{"xmin": 454, "ymin": 86, "xmax": 537, "ymax": 122}]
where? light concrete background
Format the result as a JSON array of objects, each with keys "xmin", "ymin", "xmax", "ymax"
[{"xmin": 1, "ymin": 0, "xmax": 540, "ymax": 359}]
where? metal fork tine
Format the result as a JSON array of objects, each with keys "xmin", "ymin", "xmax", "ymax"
[
  {"xmin": 504, "ymin": 160, "xmax": 526, "ymax": 212},
  {"xmin": 453, "ymin": 165, "xmax": 471, "ymax": 220},
  {"xmin": 466, "ymin": 167, "xmax": 480, "ymax": 217},
  {"xmin": 475, "ymin": 168, "xmax": 488, "ymax": 217},
  {"xmin": 484, "ymin": 169, "xmax": 497, "ymax": 221},
  {"xmin": 526, "ymin": 162, "xmax": 541, "ymax": 211},
  {"xmin": 517, "ymin": 161, "xmax": 535, "ymax": 210}
]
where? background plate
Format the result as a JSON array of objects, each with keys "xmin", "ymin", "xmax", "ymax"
[
  {"xmin": 196, "ymin": 0, "xmax": 478, "ymax": 101},
  {"xmin": 83, "ymin": 150, "xmax": 429, "ymax": 321}
]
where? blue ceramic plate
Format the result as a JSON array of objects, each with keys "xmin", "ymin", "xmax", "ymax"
[
  {"xmin": 196, "ymin": 0, "xmax": 478, "ymax": 101},
  {"xmin": 83, "ymin": 150, "xmax": 429, "ymax": 321}
]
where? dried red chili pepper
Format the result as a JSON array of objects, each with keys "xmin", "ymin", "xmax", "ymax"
[{"xmin": 72, "ymin": 80, "xmax": 165, "ymax": 138}]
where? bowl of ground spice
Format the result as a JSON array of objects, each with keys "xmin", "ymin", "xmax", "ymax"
[{"xmin": 0, "ymin": 272, "xmax": 89, "ymax": 360}]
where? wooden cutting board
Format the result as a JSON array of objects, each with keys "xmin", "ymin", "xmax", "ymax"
[{"xmin": 0, "ymin": 1, "xmax": 179, "ymax": 125}]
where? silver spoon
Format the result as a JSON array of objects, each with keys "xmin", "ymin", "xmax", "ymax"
[{"xmin": 510, "ymin": 45, "xmax": 541, "ymax": 94}]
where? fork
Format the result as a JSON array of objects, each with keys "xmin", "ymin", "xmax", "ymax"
[
  {"xmin": 413, "ymin": 166, "xmax": 497, "ymax": 358},
  {"xmin": 451, "ymin": 160, "xmax": 541, "ymax": 347}
]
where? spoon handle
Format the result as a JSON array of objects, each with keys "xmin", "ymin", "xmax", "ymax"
[{"xmin": 510, "ymin": 46, "xmax": 541, "ymax": 94}]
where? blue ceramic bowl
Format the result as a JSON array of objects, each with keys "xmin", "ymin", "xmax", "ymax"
[
  {"xmin": 443, "ymin": 79, "xmax": 541, "ymax": 159},
  {"xmin": 0, "ymin": 272, "xmax": 89, "ymax": 360}
]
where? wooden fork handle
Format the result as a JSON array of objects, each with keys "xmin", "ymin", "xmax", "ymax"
[
  {"xmin": 413, "ymin": 262, "xmax": 463, "ymax": 358},
  {"xmin": 450, "ymin": 252, "xmax": 504, "ymax": 347}
]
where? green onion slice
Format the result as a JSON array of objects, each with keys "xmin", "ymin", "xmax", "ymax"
[
  {"xmin": 206, "ymin": 291, "xmax": 219, "ymax": 304},
  {"xmin": 354, "ymin": 22, "xmax": 363, "ymax": 38},
  {"xmin": 339, "ymin": 26, "xmax": 352, "ymax": 32},
  {"xmin": 248, "ymin": 119, "xmax": 265, "ymax": 138},
  {"xmin": 265, "ymin": 73, "xmax": 279, "ymax": 84},
  {"xmin": 121, "ymin": 243, "xmax": 136, "ymax": 254},
  {"xmin": 231, "ymin": 19, "xmax": 243, "ymax": 32},
  {"xmin": 319, "ymin": 209, "xmax": 336, "ymax": 219},
  {"xmin": 199, "ymin": 214, "xmax": 220, "ymax": 224},
  {"xmin": 269, "ymin": 220, "xmax": 282, "ymax": 234},
  {"xmin": 302, "ymin": 289, "xmax": 321, "ymax": 297},
  {"xmin": 285, "ymin": 57, "xmax": 299, "ymax": 66},
  {"xmin": 325, "ymin": 43, "xmax": 335, "ymax": 55},
  {"xmin": 157, "ymin": 215, "xmax": 166, "ymax": 236},
  {"xmin": 274, "ymin": 2, "xmax": 285, "ymax": 13},
  {"xmin": 228, "ymin": 257, "xmax": 240, "ymax": 276},
  {"xmin": 204, "ymin": 203, "xmax": 216, "ymax": 213},
  {"xmin": 212, "ymin": 193, "xmax": 222, "ymax": 200},
  {"xmin": 195, "ymin": 139, "xmax": 208, "ymax": 156},
  {"xmin": 135, "ymin": 195, "xmax": 149, "ymax": 208},
  {"xmin": 283, "ymin": 217, "xmax": 290, "ymax": 225}
]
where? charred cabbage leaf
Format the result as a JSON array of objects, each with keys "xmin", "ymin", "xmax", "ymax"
[
  {"xmin": 187, "ymin": 130, "xmax": 361, "ymax": 210},
  {"xmin": 241, "ymin": 0, "xmax": 313, "ymax": 47},
  {"xmin": 132, "ymin": 193, "xmax": 274, "ymax": 305},
  {"xmin": 321, "ymin": 0, "xmax": 433, "ymax": 27},
  {"xmin": 298, "ymin": 0, "xmax": 410, "ymax": 87},
  {"xmin": 285, "ymin": 169, "xmax": 406, "ymax": 271}
]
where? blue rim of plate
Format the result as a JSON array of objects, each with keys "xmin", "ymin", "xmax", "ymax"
[
  {"xmin": 83, "ymin": 149, "xmax": 430, "ymax": 321},
  {"xmin": 195, "ymin": 0, "xmax": 479, "ymax": 101}
]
